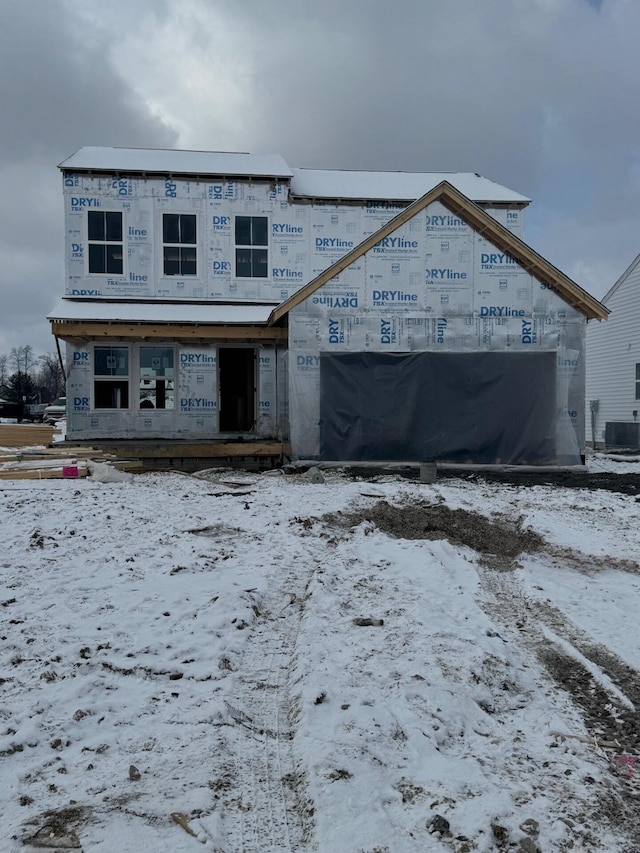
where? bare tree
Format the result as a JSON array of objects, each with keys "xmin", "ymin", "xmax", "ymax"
[
  {"xmin": 0, "ymin": 353, "xmax": 7, "ymax": 386},
  {"xmin": 35, "ymin": 354, "xmax": 65, "ymax": 402},
  {"xmin": 10, "ymin": 345, "xmax": 36, "ymax": 375}
]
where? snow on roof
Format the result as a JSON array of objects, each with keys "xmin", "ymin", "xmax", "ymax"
[
  {"xmin": 290, "ymin": 168, "xmax": 530, "ymax": 204},
  {"xmin": 58, "ymin": 147, "xmax": 294, "ymax": 179},
  {"xmin": 48, "ymin": 299, "xmax": 277, "ymax": 325},
  {"xmin": 58, "ymin": 148, "xmax": 528, "ymax": 203}
]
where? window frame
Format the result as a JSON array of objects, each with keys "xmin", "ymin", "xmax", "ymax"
[
  {"xmin": 636, "ymin": 363, "xmax": 640, "ymax": 401},
  {"xmin": 162, "ymin": 213, "xmax": 198, "ymax": 277},
  {"xmin": 87, "ymin": 210, "xmax": 124, "ymax": 277},
  {"xmin": 234, "ymin": 215, "xmax": 269, "ymax": 279},
  {"xmin": 93, "ymin": 345, "xmax": 130, "ymax": 410},
  {"xmin": 90, "ymin": 344, "xmax": 178, "ymax": 412},
  {"xmin": 138, "ymin": 344, "xmax": 176, "ymax": 411}
]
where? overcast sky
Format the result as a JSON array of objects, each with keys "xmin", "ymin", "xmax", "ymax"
[{"xmin": 1, "ymin": 0, "xmax": 638, "ymax": 358}]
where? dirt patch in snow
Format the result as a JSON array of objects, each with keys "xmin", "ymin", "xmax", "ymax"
[
  {"xmin": 326, "ymin": 499, "xmax": 543, "ymax": 560},
  {"xmin": 342, "ymin": 466, "xmax": 640, "ymax": 495},
  {"xmin": 439, "ymin": 469, "xmax": 640, "ymax": 496}
]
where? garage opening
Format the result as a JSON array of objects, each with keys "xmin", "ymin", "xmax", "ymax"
[
  {"xmin": 218, "ymin": 348, "xmax": 256, "ymax": 432},
  {"xmin": 320, "ymin": 351, "xmax": 557, "ymax": 464}
]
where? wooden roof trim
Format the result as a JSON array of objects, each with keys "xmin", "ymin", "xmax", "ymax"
[
  {"xmin": 268, "ymin": 181, "xmax": 609, "ymax": 325},
  {"xmin": 50, "ymin": 320, "xmax": 287, "ymax": 341},
  {"xmin": 437, "ymin": 186, "xmax": 608, "ymax": 321}
]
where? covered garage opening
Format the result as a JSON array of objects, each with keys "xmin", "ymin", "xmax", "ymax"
[{"xmin": 320, "ymin": 351, "xmax": 557, "ymax": 464}]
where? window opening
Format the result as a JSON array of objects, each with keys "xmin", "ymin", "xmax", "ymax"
[
  {"xmin": 139, "ymin": 346, "xmax": 175, "ymax": 409},
  {"xmin": 88, "ymin": 211, "xmax": 123, "ymax": 275},
  {"xmin": 163, "ymin": 213, "xmax": 197, "ymax": 276},
  {"xmin": 235, "ymin": 216, "xmax": 268, "ymax": 278},
  {"xmin": 94, "ymin": 346, "xmax": 129, "ymax": 408}
]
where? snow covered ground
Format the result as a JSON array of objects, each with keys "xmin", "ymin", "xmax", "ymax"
[{"xmin": 2, "ymin": 459, "xmax": 640, "ymax": 852}]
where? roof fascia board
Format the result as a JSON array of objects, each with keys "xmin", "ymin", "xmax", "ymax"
[
  {"xmin": 437, "ymin": 187, "xmax": 608, "ymax": 321},
  {"xmin": 59, "ymin": 166, "xmax": 289, "ymax": 183},
  {"xmin": 269, "ymin": 181, "xmax": 608, "ymax": 324},
  {"xmin": 49, "ymin": 320, "xmax": 287, "ymax": 341}
]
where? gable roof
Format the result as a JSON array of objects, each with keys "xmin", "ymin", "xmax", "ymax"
[
  {"xmin": 269, "ymin": 181, "xmax": 608, "ymax": 324},
  {"xmin": 290, "ymin": 168, "xmax": 530, "ymax": 204},
  {"xmin": 600, "ymin": 250, "xmax": 640, "ymax": 305}
]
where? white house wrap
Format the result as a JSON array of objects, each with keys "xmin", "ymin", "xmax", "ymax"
[{"xmin": 49, "ymin": 147, "xmax": 607, "ymax": 464}]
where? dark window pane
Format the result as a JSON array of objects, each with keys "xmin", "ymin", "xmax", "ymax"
[
  {"xmin": 89, "ymin": 243, "xmax": 106, "ymax": 274},
  {"xmin": 94, "ymin": 381, "xmax": 129, "ymax": 408},
  {"xmin": 164, "ymin": 246, "xmax": 179, "ymax": 276},
  {"xmin": 105, "ymin": 211, "xmax": 122, "ymax": 241},
  {"xmin": 106, "ymin": 245, "xmax": 123, "ymax": 274},
  {"xmin": 180, "ymin": 246, "xmax": 196, "ymax": 275},
  {"xmin": 88, "ymin": 211, "xmax": 105, "ymax": 241},
  {"xmin": 235, "ymin": 216, "xmax": 252, "ymax": 246},
  {"xmin": 252, "ymin": 217, "xmax": 268, "ymax": 246},
  {"xmin": 236, "ymin": 248, "xmax": 252, "ymax": 277},
  {"xmin": 180, "ymin": 214, "xmax": 196, "ymax": 244},
  {"xmin": 253, "ymin": 248, "xmax": 268, "ymax": 277},
  {"xmin": 163, "ymin": 214, "xmax": 180, "ymax": 244}
]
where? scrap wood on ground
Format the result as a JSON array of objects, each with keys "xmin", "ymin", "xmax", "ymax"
[{"xmin": 0, "ymin": 424, "xmax": 141, "ymax": 480}]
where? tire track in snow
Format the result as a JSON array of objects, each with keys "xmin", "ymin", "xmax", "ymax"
[
  {"xmin": 218, "ymin": 558, "xmax": 316, "ymax": 852},
  {"xmin": 480, "ymin": 560, "xmax": 640, "ymax": 847}
]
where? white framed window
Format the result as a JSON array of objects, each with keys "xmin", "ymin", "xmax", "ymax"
[
  {"xmin": 94, "ymin": 345, "xmax": 129, "ymax": 408},
  {"xmin": 235, "ymin": 215, "xmax": 268, "ymax": 278},
  {"xmin": 139, "ymin": 346, "xmax": 175, "ymax": 410},
  {"xmin": 163, "ymin": 214, "xmax": 197, "ymax": 276},
  {"xmin": 91, "ymin": 345, "xmax": 177, "ymax": 411},
  {"xmin": 88, "ymin": 211, "xmax": 123, "ymax": 275}
]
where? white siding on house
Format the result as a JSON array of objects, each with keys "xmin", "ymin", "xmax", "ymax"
[{"xmin": 586, "ymin": 254, "xmax": 640, "ymax": 444}]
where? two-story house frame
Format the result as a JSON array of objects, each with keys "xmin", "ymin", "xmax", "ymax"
[{"xmin": 48, "ymin": 147, "xmax": 607, "ymax": 465}]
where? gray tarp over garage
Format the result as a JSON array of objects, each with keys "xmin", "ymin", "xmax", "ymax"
[{"xmin": 320, "ymin": 351, "xmax": 557, "ymax": 464}]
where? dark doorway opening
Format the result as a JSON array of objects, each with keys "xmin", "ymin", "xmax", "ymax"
[{"xmin": 218, "ymin": 348, "xmax": 256, "ymax": 432}]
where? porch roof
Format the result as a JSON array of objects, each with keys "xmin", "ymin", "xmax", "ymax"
[{"xmin": 48, "ymin": 299, "xmax": 278, "ymax": 325}]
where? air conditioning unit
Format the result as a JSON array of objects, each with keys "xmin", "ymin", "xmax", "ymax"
[{"xmin": 604, "ymin": 422, "xmax": 640, "ymax": 451}]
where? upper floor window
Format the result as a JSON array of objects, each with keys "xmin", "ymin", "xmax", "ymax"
[
  {"xmin": 88, "ymin": 211, "xmax": 123, "ymax": 275},
  {"xmin": 235, "ymin": 216, "xmax": 268, "ymax": 278},
  {"xmin": 163, "ymin": 214, "xmax": 196, "ymax": 276},
  {"xmin": 636, "ymin": 364, "xmax": 640, "ymax": 400}
]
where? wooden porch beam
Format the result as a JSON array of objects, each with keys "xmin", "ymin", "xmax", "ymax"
[{"xmin": 50, "ymin": 321, "xmax": 287, "ymax": 341}]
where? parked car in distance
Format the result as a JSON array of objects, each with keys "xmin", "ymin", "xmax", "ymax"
[
  {"xmin": 44, "ymin": 397, "xmax": 67, "ymax": 424},
  {"xmin": 23, "ymin": 403, "xmax": 49, "ymax": 423}
]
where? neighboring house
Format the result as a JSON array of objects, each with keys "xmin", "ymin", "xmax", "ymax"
[
  {"xmin": 586, "ymin": 253, "xmax": 640, "ymax": 449},
  {"xmin": 48, "ymin": 147, "xmax": 607, "ymax": 465}
]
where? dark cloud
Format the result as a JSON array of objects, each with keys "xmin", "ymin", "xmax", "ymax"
[
  {"xmin": 0, "ymin": 0, "xmax": 177, "ymax": 353},
  {"xmin": 0, "ymin": 0, "xmax": 176, "ymax": 162},
  {"xmin": 1, "ymin": 0, "xmax": 640, "ymax": 355},
  {"xmin": 206, "ymin": 0, "xmax": 640, "ymax": 289}
]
